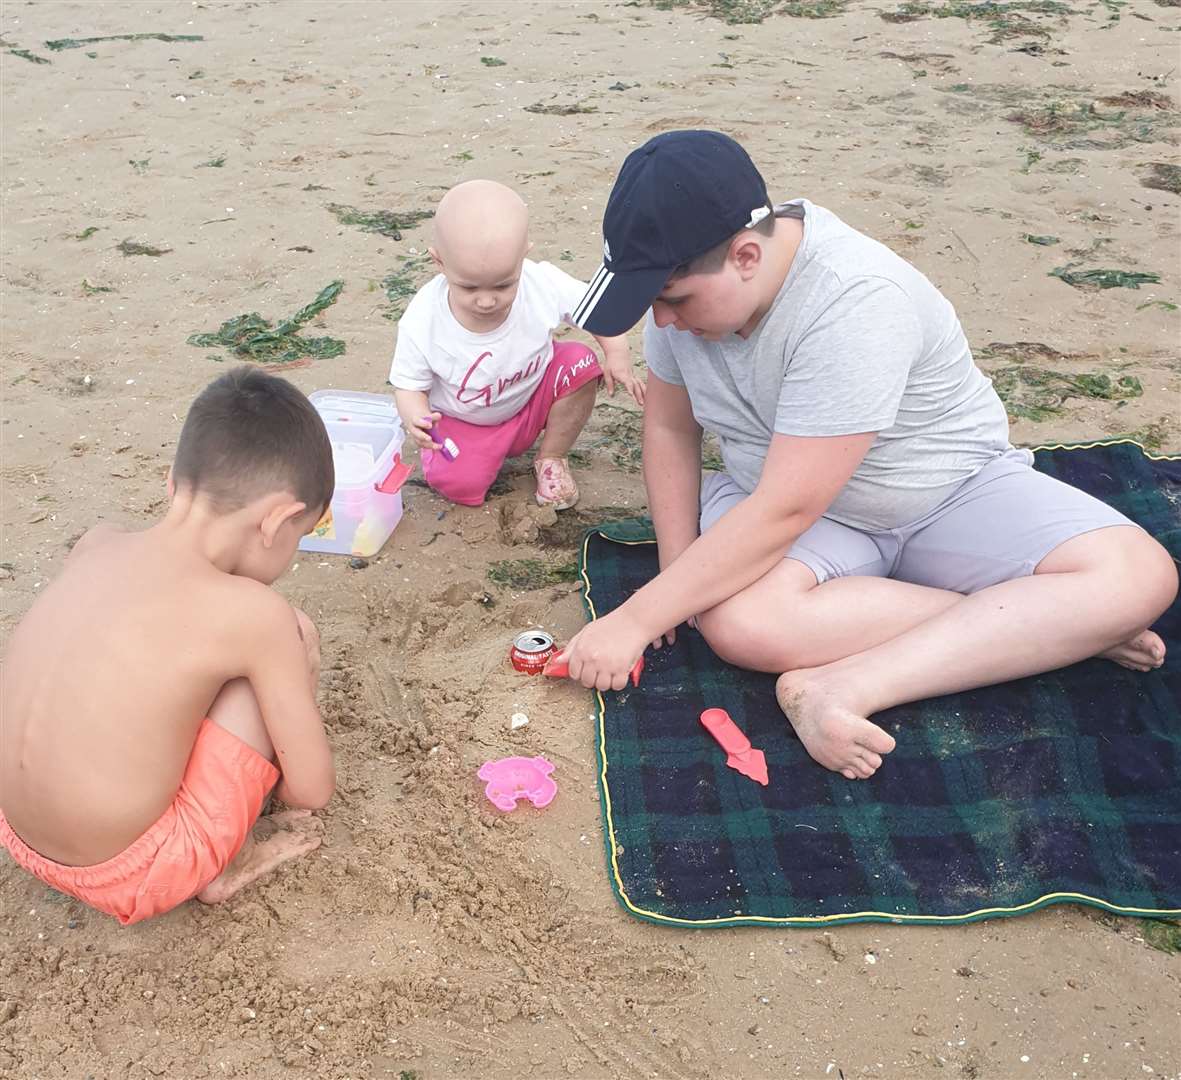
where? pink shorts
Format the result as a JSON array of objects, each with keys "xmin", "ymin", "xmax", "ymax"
[
  {"xmin": 0, "ymin": 719, "xmax": 278, "ymax": 926},
  {"xmin": 422, "ymin": 340, "xmax": 601, "ymax": 506}
]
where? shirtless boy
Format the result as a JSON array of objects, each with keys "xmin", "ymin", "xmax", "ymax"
[
  {"xmin": 0, "ymin": 367, "xmax": 336, "ymax": 924},
  {"xmin": 560, "ymin": 130, "xmax": 1177, "ymax": 781}
]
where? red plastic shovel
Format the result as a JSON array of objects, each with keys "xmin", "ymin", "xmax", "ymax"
[
  {"xmin": 542, "ymin": 652, "xmax": 644, "ymax": 687},
  {"xmin": 700, "ymin": 708, "xmax": 769, "ymax": 786}
]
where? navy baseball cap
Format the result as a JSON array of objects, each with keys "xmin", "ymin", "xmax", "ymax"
[{"xmin": 572, "ymin": 130, "xmax": 771, "ymax": 336}]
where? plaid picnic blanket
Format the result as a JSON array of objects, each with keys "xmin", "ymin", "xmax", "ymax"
[{"xmin": 580, "ymin": 440, "xmax": 1181, "ymax": 927}]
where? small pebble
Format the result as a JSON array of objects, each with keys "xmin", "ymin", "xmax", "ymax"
[
  {"xmin": 510, "ymin": 712, "xmax": 529, "ymax": 729},
  {"xmin": 348, "ymin": 557, "xmax": 369, "ymax": 570}
]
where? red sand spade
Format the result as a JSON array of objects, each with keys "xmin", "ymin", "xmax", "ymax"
[
  {"xmin": 542, "ymin": 652, "xmax": 644, "ymax": 687},
  {"xmin": 700, "ymin": 708, "xmax": 769, "ymax": 786}
]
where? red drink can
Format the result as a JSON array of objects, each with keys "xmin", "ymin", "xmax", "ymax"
[{"xmin": 510, "ymin": 631, "xmax": 556, "ymax": 675}]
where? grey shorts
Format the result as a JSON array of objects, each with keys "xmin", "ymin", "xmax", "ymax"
[{"xmin": 699, "ymin": 448, "xmax": 1139, "ymax": 594}]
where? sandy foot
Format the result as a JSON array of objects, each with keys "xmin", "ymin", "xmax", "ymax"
[
  {"xmin": 197, "ymin": 809, "xmax": 323, "ymax": 905},
  {"xmin": 1098, "ymin": 629, "xmax": 1167, "ymax": 672},
  {"xmin": 776, "ymin": 672, "xmax": 897, "ymax": 780}
]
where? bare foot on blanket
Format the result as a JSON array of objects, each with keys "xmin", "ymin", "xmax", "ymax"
[
  {"xmin": 197, "ymin": 810, "xmax": 322, "ymax": 905},
  {"xmin": 1099, "ymin": 629, "xmax": 1166, "ymax": 672},
  {"xmin": 776, "ymin": 671, "xmax": 897, "ymax": 780}
]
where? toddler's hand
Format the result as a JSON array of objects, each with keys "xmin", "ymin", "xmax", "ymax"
[
  {"xmin": 408, "ymin": 412, "xmax": 443, "ymax": 450},
  {"xmin": 603, "ymin": 360, "xmax": 646, "ymax": 408}
]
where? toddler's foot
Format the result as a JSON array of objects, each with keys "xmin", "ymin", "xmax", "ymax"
[
  {"xmin": 1098, "ymin": 629, "xmax": 1166, "ymax": 672},
  {"xmin": 534, "ymin": 456, "xmax": 579, "ymax": 510},
  {"xmin": 197, "ymin": 810, "xmax": 322, "ymax": 905},
  {"xmin": 776, "ymin": 671, "xmax": 897, "ymax": 780}
]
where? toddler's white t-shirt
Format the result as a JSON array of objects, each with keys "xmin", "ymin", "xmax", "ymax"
[{"xmin": 389, "ymin": 259, "xmax": 587, "ymax": 426}]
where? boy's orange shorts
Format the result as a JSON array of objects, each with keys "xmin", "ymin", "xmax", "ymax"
[{"xmin": 0, "ymin": 719, "xmax": 278, "ymax": 926}]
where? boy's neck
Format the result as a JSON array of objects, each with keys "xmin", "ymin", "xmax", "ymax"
[
  {"xmin": 739, "ymin": 215, "xmax": 805, "ymax": 339},
  {"xmin": 156, "ymin": 493, "xmax": 250, "ymax": 575}
]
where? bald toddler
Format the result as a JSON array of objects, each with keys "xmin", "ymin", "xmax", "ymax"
[{"xmin": 389, "ymin": 179, "xmax": 642, "ymax": 509}]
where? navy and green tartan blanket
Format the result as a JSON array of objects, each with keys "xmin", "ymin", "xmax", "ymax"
[{"xmin": 579, "ymin": 441, "xmax": 1181, "ymax": 927}]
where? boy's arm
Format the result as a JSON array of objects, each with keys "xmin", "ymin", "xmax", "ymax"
[
  {"xmin": 239, "ymin": 590, "xmax": 335, "ymax": 809},
  {"xmin": 643, "ymin": 374, "xmax": 702, "ymax": 572},
  {"xmin": 394, "ymin": 387, "xmax": 442, "ymax": 452},
  {"xmin": 591, "ymin": 332, "xmax": 645, "ymax": 406},
  {"xmin": 559, "ymin": 430, "xmax": 878, "ymax": 689}
]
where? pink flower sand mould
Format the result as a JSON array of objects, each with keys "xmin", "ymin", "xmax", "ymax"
[{"xmin": 477, "ymin": 756, "xmax": 558, "ymax": 812}]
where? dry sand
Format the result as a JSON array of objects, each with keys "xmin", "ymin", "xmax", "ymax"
[{"xmin": 2, "ymin": 1, "xmax": 1179, "ymax": 1077}]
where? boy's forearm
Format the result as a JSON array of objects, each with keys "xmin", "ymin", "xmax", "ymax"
[
  {"xmin": 643, "ymin": 422, "xmax": 702, "ymax": 570},
  {"xmin": 625, "ymin": 492, "xmax": 809, "ymax": 642}
]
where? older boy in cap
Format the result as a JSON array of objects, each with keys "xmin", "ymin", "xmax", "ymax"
[{"xmin": 558, "ymin": 130, "xmax": 1176, "ymax": 781}]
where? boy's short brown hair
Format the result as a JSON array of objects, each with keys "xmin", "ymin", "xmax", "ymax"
[{"xmin": 173, "ymin": 366, "xmax": 334, "ymax": 514}]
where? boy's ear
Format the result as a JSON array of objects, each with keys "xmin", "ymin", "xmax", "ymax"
[
  {"xmin": 428, "ymin": 246, "xmax": 444, "ymax": 270},
  {"xmin": 731, "ymin": 234, "xmax": 763, "ymax": 280},
  {"xmin": 166, "ymin": 466, "xmax": 175, "ymax": 498},
  {"xmin": 259, "ymin": 497, "xmax": 309, "ymax": 548}
]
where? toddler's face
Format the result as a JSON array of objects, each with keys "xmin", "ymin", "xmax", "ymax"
[{"xmin": 438, "ymin": 240, "xmax": 526, "ymax": 332}]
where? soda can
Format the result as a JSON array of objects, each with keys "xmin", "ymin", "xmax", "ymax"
[{"xmin": 510, "ymin": 631, "xmax": 556, "ymax": 675}]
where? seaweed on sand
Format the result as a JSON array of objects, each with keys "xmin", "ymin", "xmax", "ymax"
[
  {"xmin": 44, "ymin": 33, "xmax": 203, "ymax": 51},
  {"xmin": 632, "ymin": 0, "xmax": 848, "ymax": 21},
  {"xmin": 1139, "ymin": 162, "xmax": 1181, "ymax": 196},
  {"xmin": 880, "ymin": 0, "xmax": 1069, "ymax": 41},
  {"xmin": 524, "ymin": 102, "xmax": 598, "ymax": 115},
  {"xmin": 8, "ymin": 46, "xmax": 51, "ymax": 64},
  {"xmin": 977, "ymin": 343, "xmax": 1144, "ymax": 422},
  {"xmin": 327, "ymin": 204, "xmax": 433, "ymax": 241},
  {"xmin": 487, "ymin": 558, "xmax": 580, "ymax": 590},
  {"xmin": 1049, "ymin": 267, "xmax": 1161, "ymax": 290},
  {"xmin": 117, "ymin": 238, "xmax": 171, "ymax": 256},
  {"xmin": 380, "ymin": 255, "xmax": 432, "ymax": 321},
  {"xmin": 1006, "ymin": 98, "xmax": 1178, "ymax": 149},
  {"xmin": 187, "ymin": 281, "xmax": 346, "ymax": 364}
]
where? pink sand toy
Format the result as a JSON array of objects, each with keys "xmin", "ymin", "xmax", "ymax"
[{"xmin": 477, "ymin": 756, "xmax": 558, "ymax": 812}]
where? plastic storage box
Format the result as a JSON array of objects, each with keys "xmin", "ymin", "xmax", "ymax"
[{"xmin": 299, "ymin": 390, "xmax": 411, "ymax": 557}]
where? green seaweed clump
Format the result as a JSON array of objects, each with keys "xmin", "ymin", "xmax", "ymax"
[
  {"xmin": 635, "ymin": 0, "xmax": 847, "ymax": 20},
  {"xmin": 524, "ymin": 101, "xmax": 598, "ymax": 115},
  {"xmin": 117, "ymin": 238, "xmax": 171, "ymax": 257},
  {"xmin": 380, "ymin": 255, "xmax": 432, "ymax": 321},
  {"xmin": 1140, "ymin": 919, "xmax": 1181, "ymax": 954},
  {"xmin": 9, "ymin": 46, "xmax": 51, "ymax": 64},
  {"xmin": 73, "ymin": 226, "xmax": 100, "ymax": 240},
  {"xmin": 327, "ymin": 203, "xmax": 433, "ymax": 240},
  {"xmin": 45, "ymin": 33, "xmax": 203, "ymax": 51},
  {"xmin": 81, "ymin": 280, "xmax": 114, "ymax": 295},
  {"xmin": 198, "ymin": 155, "xmax": 226, "ymax": 168},
  {"xmin": 1023, "ymin": 234, "xmax": 1059, "ymax": 245},
  {"xmin": 187, "ymin": 281, "xmax": 346, "ymax": 364},
  {"xmin": 480, "ymin": 56, "xmax": 506, "ymax": 66},
  {"xmin": 1139, "ymin": 162, "xmax": 1181, "ymax": 196},
  {"xmin": 1050, "ymin": 267, "xmax": 1161, "ymax": 290},
  {"xmin": 987, "ymin": 364, "xmax": 1143, "ymax": 422},
  {"xmin": 488, "ymin": 558, "xmax": 580, "ymax": 590}
]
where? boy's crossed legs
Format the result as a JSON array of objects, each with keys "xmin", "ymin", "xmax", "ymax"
[
  {"xmin": 198, "ymin": 608, "xmax": 323, "ymax": 905},
  {"xmin": 695, "ymin": 453, "xmax": 1178, "ymax": 780}
]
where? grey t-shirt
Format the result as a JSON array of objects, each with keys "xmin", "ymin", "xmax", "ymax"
[{"xmin": 644, "ymin": 199, "xmax": 1011, "ymax": 531}]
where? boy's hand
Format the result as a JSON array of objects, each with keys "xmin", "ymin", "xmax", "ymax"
[
  {"xmin": 407, "ymin": 411, "xmax": 443, "ymax": 451},
  {"xmin": 558, "ymin": 609, "xmax": 649, "ymax": 692}
]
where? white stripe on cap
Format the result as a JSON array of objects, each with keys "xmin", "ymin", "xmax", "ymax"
[{"xmin": 572, "ymin": 265, "xmax": 613, "ymax": 328}]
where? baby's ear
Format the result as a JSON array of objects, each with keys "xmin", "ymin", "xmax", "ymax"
[{"xmin": 428, "ymin": 246, "xmax": 444, "ymax": 270}]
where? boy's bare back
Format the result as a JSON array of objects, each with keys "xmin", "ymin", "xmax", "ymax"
[{"xmin": 0, "ymin": 522, "xmax": 316, "ymax": 866}]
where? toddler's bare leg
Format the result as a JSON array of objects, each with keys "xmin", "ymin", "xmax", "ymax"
[
  {"xmin": 197, "ymin": 609, "xmax": 323, "ymax": 906},
  {"xmin": 536, "ymin": 378, "xmax": 597, "ymax": 459}
]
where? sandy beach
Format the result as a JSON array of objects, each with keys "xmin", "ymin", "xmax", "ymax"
[{"xmin": 1, "ymin": 1, "xmax": 1179, "ymax": 1077}]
